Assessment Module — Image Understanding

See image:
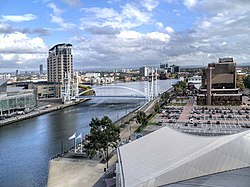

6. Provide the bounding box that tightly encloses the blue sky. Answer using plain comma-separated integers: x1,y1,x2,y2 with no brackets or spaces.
1,0,250,72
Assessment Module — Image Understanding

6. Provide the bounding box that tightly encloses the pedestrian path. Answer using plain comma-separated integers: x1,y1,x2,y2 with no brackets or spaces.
47,120,141,187
178,98,195,122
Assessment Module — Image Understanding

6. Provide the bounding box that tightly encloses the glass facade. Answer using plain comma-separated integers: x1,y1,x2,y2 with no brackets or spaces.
0,93,36,115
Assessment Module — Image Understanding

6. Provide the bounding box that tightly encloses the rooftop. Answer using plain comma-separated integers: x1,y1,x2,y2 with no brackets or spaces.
118,127,250,187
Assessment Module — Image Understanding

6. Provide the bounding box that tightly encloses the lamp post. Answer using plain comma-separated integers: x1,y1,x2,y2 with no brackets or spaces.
101,126,109,170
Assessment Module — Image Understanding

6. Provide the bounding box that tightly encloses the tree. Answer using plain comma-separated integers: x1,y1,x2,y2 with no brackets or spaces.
154,102,160,113
243,75,250,89
84,116,120,164
161,92,171,104
135,111,147,126
173,80,187,96
236,75,245,91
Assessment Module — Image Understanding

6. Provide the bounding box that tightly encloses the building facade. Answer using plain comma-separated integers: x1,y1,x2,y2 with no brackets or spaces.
139,66,150,77
0,80,36,117
47,43,73,98
39,64,43,75
197,58,242,106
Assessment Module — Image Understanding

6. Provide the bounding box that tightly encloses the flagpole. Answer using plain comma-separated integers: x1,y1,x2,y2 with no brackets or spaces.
74,137,76,153
80,133,82,153
69,132,76,153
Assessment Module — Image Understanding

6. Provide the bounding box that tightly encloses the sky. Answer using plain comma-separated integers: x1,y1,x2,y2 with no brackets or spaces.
1,0,250,72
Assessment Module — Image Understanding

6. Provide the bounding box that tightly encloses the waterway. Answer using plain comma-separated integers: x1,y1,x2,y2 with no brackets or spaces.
0,79,178,187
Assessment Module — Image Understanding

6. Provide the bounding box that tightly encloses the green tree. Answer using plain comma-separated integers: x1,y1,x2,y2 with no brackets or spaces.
236,75,245,91
236,78,245,91
243,75,250,89
84,116,120,162
161,92,171,104
154,102,160,113
173,80,187,96
135,111,147,126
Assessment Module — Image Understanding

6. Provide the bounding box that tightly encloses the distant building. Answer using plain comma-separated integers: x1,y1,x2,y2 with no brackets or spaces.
160,63,168,70
172,65,180,73
167,65,180,73
84,73,101,78
15,70,19,76
39,64,43,74
159,70,168,80
139,66,150,77
47,43,73,98
0,74,11,80
197,58,242,105
188,75,201,89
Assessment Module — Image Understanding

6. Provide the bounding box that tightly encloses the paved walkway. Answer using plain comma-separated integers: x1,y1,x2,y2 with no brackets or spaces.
178,98,195,122
47,120,141,187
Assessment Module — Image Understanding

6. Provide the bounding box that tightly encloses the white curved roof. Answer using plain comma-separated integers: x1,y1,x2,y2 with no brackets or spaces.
117,127,250,187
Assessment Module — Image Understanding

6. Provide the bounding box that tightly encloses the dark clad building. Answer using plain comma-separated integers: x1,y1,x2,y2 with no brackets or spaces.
197,58,242,106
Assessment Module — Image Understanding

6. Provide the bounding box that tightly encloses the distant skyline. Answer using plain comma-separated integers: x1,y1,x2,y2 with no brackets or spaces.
1,0,250,72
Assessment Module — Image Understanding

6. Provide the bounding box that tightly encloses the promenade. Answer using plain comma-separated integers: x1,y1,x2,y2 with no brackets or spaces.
47,120,140,187
47,89,171,187
0,99,87,127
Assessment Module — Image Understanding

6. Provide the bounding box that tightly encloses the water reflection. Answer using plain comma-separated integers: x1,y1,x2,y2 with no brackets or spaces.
0,79,177,187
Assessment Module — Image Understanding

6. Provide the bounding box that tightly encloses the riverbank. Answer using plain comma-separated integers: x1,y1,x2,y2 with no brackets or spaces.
47,94,162,187
0,99,89,127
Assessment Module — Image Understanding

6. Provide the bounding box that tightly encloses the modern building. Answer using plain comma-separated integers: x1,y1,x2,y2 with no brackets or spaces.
139,67,151,77
187,75,201,89
116,126,250,187
84,72,101,78
170,65,180,73
0,80,36,116
197,58,242,105
160,63,168,70
39,64,43,75
47,43,73,98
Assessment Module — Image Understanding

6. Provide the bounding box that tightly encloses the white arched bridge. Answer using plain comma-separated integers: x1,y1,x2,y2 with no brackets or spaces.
76,85,155,100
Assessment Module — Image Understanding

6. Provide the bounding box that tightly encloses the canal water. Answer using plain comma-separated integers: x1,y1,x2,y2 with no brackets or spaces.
0,80,177,187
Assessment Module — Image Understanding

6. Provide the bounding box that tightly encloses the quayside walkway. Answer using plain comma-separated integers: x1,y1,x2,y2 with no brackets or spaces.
47,120,140,187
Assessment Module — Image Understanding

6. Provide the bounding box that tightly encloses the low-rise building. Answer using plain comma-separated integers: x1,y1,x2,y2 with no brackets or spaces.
0,80,36,117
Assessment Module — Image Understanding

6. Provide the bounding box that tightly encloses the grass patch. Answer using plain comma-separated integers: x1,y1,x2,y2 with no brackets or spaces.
147,122,159,126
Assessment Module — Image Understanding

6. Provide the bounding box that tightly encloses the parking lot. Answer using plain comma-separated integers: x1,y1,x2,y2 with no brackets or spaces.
151,103,250,136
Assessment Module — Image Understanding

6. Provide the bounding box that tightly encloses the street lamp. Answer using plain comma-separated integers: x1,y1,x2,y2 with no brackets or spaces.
100,126,109,170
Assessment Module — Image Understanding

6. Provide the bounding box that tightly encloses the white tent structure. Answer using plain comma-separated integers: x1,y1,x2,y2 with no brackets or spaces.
117,127,250,187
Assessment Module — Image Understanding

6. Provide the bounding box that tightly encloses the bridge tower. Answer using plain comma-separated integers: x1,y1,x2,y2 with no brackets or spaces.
74,71,79,97
62,71,71,103
147,67,157,101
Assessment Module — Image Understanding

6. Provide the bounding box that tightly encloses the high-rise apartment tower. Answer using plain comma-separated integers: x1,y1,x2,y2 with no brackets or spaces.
47,43,73,83
47,43,73,98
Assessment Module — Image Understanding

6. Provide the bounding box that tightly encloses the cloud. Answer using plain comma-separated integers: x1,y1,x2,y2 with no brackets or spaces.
47,2,63,15
70,30,171,70
82,7,119,19
85,26,120,35
2,14,37,22
0,32,47,69
165,26,174,33
141,0,159,11
47,2,76,29
0,23,50,36
80,4,153,32
61,0,82,7
184,0,197,9
122,3,151,23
